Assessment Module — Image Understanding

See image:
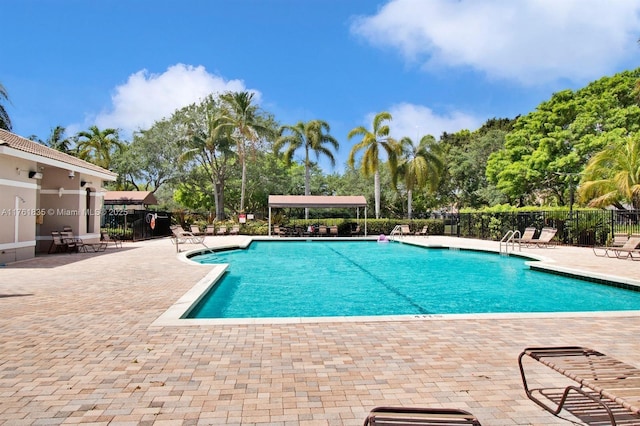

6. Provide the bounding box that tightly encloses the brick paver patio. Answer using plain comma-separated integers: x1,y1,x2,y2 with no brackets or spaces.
1,236,640,425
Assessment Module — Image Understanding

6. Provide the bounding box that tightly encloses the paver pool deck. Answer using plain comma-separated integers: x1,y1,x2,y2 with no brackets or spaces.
1,235,640,425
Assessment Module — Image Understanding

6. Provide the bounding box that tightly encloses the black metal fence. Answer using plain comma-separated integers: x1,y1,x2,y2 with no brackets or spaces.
442,210,640,246
101,210,173,241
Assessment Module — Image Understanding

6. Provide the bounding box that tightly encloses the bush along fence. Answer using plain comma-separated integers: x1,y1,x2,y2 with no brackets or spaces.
100,208,639,246
446,209,640,246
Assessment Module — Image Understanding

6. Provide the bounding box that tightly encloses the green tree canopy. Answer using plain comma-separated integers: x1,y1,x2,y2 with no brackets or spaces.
487,69,640,207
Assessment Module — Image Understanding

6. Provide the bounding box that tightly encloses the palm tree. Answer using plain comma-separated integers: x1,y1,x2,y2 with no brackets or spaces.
0,83,12,131
347,111,397,219
218,91,272,212
275,120,339,218
76,125,123,169
46,126,72,153
579,133,640,209
396,135,443,219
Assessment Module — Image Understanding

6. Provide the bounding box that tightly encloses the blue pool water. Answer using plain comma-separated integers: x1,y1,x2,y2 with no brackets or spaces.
187,241,640,319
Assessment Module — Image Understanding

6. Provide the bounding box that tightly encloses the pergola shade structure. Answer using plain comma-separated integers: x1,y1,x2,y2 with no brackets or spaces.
267,195,367,236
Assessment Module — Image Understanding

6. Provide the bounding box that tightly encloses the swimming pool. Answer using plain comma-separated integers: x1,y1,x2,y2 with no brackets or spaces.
186,240,640,319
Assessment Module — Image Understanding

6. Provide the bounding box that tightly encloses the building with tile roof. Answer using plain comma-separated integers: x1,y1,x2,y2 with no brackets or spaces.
0,129,118,262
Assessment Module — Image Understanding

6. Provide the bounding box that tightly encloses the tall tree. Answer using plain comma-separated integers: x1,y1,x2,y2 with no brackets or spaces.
347,111,397,219
274,119,339,218
396,135,443,219
579,132,640,209
0,83,12,131
46,126,72,153
179,97,236,220
115,118,185,193
218,91,273,212
75,126,123,169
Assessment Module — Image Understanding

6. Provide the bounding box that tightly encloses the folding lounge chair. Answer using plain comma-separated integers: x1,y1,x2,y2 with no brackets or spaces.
351,225,361,236
205,225,215,235
519,346,640,425
415,225,429,236
530,227,557,247
101,231,122,248
60,230,86,252
593,232,629,257
329,225,338,237
49,231,71,253
190,225,202,235
318,225,328,237
609,234,640,259
229,225,240,235
516,227,536,245
216,226,227,236
170,226,204,244
363,407,482,426
401,224,411,235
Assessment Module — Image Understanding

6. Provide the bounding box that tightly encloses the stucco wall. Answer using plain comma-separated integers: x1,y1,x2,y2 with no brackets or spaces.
0,156,38,263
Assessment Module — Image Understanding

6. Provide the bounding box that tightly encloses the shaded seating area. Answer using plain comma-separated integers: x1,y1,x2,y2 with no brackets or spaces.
268,195,368,237
518,346,640,425
49,230,108,254
363,407,482,425
49,231,75,253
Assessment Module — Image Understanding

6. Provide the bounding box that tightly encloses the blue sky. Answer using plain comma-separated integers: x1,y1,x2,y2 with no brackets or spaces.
3,0,640,172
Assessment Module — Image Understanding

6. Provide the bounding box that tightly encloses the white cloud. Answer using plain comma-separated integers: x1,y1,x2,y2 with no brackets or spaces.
351,0,640,85
366,103,481,141
92,64,254,137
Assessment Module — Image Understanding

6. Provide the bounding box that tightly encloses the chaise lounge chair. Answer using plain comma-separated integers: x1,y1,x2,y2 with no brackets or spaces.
593,232,629,257
170,225,205,244
101,231,122,248
229,224,240,235
190,225,202,235
49,231,72,253
329,225,338,237
519,346,640,425
528,227,557,248
609,234,640,260
516,227,536,245
216,226,227,236
415,225,429,236
205,224,215,235
363,407,482,425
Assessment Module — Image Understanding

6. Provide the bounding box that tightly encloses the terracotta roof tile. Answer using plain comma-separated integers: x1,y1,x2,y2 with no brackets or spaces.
0,129,117,178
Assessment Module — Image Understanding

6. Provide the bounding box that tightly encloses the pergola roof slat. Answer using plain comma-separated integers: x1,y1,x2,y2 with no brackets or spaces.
268,195,367,208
